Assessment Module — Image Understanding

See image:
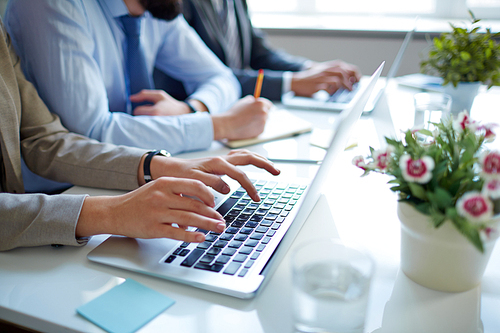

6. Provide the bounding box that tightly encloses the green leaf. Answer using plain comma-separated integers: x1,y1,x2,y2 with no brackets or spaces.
460,51,471,61
408,183,427,201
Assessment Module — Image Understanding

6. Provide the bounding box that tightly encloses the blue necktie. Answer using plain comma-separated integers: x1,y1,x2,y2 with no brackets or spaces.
120,15,153,112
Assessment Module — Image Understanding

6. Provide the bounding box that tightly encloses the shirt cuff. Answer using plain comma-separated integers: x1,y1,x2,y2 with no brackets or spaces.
178,112,214,152
282,71,293,97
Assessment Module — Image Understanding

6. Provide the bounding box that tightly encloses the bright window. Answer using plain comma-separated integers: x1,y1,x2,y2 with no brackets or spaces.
247,0,500,19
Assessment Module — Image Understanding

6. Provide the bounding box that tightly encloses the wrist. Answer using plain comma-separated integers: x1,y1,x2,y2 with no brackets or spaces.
76,196,114,237
211,115,228,141
140,150,171,185
187,99,209,112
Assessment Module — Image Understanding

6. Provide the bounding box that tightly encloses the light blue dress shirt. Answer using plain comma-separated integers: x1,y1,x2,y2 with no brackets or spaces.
5,0,240,192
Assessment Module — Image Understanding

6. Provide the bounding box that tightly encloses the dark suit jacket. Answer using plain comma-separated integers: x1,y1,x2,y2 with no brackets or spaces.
154,0,309,101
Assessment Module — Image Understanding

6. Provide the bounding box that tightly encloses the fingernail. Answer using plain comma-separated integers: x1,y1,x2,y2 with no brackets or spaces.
217,222,225,232
195,234,205,242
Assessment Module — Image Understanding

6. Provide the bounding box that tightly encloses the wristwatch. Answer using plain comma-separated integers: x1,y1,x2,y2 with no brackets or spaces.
143,150,171,183
185,100,198,113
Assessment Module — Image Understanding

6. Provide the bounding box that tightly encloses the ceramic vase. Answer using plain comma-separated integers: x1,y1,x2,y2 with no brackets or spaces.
397,202,499,293
443,82,481,115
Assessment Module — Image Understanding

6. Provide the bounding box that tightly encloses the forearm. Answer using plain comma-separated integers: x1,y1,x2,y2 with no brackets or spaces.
0,193,88,251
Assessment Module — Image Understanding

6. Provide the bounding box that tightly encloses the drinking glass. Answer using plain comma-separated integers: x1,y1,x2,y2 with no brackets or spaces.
291,239,375,333
413,92,452,129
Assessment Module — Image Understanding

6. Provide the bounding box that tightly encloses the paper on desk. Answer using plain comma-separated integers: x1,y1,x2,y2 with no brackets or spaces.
222,108,313,148
310,128,358,150
396,73,444,92
77,279,175,333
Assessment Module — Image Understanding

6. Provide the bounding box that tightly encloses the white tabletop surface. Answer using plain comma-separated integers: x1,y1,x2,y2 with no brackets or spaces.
1,81,499,333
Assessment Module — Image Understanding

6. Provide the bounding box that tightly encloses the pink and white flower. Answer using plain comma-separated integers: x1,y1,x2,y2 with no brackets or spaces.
453,111,477,133
370,149,392,171
482,178,500,199
480,226,499,242
399,155,435,184
456,191,494,223
480,150,500,179
477,123,497,142
352,155,368,171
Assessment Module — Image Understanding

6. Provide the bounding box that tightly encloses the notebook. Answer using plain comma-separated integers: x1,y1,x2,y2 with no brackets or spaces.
222,108,313,148
87,62,384,299
281,28,414,113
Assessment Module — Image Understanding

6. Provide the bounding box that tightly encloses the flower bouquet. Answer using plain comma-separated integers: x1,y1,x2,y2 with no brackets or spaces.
353,111,499,253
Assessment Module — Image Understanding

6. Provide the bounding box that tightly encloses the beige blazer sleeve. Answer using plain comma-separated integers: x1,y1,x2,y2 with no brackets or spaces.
0,21,149,250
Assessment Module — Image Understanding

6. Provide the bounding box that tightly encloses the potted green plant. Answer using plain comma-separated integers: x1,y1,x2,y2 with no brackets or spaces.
353,112,500,292
420,11,500,114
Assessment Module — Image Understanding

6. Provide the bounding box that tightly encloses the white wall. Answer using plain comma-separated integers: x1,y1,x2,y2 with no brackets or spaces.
263,29,430,77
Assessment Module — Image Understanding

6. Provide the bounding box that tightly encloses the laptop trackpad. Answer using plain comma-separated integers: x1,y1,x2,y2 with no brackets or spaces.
88,236,178,269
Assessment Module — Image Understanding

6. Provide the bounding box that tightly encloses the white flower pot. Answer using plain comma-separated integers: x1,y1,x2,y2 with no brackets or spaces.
397,202,499,292
443,82,481,115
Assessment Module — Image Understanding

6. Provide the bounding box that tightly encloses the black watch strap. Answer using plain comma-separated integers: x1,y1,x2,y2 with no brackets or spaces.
144,150,171,183
185,101,198,113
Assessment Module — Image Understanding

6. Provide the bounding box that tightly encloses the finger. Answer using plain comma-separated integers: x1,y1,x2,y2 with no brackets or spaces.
225,151,281,176
155,177,215,207
155,223,209,243
209,157,261,201
133,105,158,116
169,193,224,221
162,210,226,236
129,89,166,103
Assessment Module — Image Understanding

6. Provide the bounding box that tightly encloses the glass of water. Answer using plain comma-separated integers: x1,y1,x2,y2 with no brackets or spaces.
413,92,452,130
291,239,375,333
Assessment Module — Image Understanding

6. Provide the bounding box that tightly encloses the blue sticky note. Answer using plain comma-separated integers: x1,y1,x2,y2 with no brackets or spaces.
77,279,175,333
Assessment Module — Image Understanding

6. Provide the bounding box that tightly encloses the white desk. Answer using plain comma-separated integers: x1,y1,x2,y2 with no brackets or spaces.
1,81,499,333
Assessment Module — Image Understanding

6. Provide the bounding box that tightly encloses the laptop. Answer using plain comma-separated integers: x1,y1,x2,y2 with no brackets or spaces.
281,28,414,113
87,62,384,299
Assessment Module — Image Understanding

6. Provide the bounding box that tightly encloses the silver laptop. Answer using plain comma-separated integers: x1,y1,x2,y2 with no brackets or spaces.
282,28,414,113
87,62,384,299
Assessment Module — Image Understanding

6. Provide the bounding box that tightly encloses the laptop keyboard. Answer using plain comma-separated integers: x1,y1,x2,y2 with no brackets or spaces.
163,180,306,277
327,83,359,104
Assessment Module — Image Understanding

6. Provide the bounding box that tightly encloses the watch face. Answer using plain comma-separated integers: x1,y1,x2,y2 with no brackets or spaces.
158,150,171,158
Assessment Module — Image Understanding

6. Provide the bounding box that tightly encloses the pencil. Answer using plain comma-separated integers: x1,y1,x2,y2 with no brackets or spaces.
254,69,264,98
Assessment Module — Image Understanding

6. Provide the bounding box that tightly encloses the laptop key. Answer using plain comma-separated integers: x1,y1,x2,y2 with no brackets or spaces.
260,220,273,227
180,249,205,267
238,269,249,277
220,233,234,241
213,240,228,248
223,262,242,275
165,255,176,263
199,254,216,264
222,248,237,256
245,239,259,247
194,263,224,273
244,260,255,269
250,233,264,240
216,198,238,216
205,234,218,242
196,242,211,250
234,234,248,241
179,249,190,256
207,247,222,255
228,240,243,248
261,236,272,244
255,226,269,233
239,246,253,255
215,255,232,264
233,254,248,263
